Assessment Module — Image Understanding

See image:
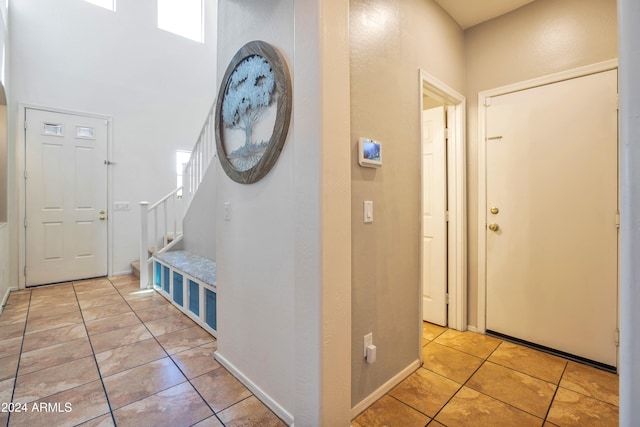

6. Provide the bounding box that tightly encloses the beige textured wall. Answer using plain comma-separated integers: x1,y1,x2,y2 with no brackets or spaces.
465,0,618,327
350,0,465,406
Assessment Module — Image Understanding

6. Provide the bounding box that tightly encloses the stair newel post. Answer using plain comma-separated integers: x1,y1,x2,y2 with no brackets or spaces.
139,201,150,289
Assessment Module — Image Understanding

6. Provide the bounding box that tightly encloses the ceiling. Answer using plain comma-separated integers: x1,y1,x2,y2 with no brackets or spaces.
434,0,536,30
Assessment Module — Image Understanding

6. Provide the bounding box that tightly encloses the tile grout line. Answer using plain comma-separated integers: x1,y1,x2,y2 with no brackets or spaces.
427,330,585,424
106,276,173,422
6,289,33,427
385,328,496,425
421,330,556,424
74,278,119,427
173,347,228,427
422,334,502,425
126,279,284,425
542,361,569,423
115,281,269,426
110,277,224,426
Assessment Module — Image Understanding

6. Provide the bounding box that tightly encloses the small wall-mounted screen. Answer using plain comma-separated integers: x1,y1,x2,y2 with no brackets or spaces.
359,138,382,167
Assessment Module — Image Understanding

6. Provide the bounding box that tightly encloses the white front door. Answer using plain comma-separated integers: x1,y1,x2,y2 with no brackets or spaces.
485,69,618,367
25,108,109,286
422,106,447,325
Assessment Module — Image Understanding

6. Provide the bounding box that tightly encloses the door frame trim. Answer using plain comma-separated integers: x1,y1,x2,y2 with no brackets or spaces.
18,104,114,288
419,70,467,335
476,59,619,333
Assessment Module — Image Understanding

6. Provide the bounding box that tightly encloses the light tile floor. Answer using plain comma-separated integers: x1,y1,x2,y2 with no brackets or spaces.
352,322,619,427
0,278,620,426
0,275,285,427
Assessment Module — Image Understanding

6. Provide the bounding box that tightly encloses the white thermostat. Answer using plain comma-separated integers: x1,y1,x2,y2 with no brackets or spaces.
358,138,382,168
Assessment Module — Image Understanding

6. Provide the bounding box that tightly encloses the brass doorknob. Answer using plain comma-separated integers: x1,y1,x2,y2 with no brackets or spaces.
99,210,105,214
100,215,106,221
490,206,499,215
488,223,499,231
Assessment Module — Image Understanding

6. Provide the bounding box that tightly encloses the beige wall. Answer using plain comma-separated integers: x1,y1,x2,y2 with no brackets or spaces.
464,0,618,327
350,0,465,406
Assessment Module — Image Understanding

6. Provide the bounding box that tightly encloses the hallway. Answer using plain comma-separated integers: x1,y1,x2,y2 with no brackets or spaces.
0,276,284,426
353,323,619,426
0,276,619,426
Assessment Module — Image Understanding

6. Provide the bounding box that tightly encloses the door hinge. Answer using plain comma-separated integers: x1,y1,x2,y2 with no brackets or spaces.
24,266,27,277
24,120,28,130
444,128,449,139
616,211,620,228
24,217,28,228
445,211,450,222
24,170,28,179
484,97,491,107
104,120,110,126
615,328,620,346
445,293,450,304
616,94,619,110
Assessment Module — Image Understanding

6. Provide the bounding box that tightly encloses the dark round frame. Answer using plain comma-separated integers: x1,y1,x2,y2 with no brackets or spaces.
215,40,292,184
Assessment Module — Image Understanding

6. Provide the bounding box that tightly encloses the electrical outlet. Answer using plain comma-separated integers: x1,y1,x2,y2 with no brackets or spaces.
364,333,373,357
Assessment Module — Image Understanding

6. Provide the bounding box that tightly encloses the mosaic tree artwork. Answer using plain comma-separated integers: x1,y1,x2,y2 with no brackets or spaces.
222,55,275,170
215,41,292,184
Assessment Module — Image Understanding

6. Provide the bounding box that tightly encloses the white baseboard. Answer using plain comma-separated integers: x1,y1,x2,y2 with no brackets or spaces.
215,351,294,426
467,325,479,333
111,269,133,277
1,287,20,314
350,359,421,420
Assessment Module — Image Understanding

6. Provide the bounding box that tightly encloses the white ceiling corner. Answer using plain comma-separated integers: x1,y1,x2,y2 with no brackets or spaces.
434,0,536,30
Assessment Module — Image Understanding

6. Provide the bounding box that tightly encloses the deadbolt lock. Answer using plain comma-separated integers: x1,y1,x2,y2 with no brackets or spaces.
490,206,499,215
99,210,105,214
488,223,499,232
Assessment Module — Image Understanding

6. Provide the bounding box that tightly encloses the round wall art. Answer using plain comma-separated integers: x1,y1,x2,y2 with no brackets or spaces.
215,40,292,184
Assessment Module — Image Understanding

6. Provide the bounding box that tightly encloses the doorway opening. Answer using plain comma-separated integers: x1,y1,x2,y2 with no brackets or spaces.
418,70,467,341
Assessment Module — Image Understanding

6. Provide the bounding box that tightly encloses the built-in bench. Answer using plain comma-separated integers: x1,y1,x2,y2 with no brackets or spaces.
152,250,217,337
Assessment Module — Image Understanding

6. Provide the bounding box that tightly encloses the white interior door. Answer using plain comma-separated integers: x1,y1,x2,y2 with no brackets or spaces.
25,109,108,286
422,106,447,325
485,70,618,367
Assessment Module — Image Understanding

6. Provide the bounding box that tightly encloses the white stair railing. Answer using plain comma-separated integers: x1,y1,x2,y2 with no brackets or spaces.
184,103,217,207
139,187,184,288
139,101,217,288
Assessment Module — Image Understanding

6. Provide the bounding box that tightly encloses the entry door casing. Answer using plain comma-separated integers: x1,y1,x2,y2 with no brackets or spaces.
485,69,618,367
25,108,109,286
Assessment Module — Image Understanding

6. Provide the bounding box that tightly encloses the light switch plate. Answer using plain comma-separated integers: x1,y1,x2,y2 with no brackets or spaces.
114,201,130,211
364,201,373,223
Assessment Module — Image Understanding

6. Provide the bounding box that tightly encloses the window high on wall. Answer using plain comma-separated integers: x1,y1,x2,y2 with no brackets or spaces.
176,150,191,197
84,0,116,11
157,0,204,43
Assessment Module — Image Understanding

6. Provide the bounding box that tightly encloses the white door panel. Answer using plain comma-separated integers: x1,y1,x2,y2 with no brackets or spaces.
26,109,108,286
422,106,447,325
486,70,618,367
